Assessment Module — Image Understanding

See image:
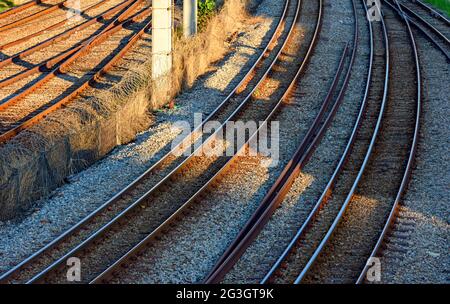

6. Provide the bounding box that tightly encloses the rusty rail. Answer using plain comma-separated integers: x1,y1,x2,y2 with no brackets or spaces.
0,0,132,68
0,4,151,143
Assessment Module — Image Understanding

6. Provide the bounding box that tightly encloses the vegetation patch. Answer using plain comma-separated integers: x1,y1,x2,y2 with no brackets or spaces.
425,0,450,16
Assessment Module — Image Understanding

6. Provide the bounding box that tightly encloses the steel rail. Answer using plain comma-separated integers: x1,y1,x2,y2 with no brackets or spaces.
0,0,140,110
261,0,371,284
383,0,450,59
0,5,149,143
27,0,303,284
0,0,72,32
356,0,421,284
293,1,391,284
391,0,449,43
0,0,41,20
413,0,450,24
0,0,291,283
204,1,322,279
204,0,329,284
0,0,132,69
0,0,107,51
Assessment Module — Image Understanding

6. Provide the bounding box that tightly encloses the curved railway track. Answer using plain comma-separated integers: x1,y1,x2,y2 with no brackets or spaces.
261,0,387,284
0,0,312,284
94,0,324,284
413,0,450,24
27,0,307,284
402,0,450,28
0,0,80,33
204,0,421,285
397,0,449,41
0,0,431,285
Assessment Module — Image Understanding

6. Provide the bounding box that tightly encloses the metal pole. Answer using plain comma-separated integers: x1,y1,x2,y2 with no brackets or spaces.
183,0,198,37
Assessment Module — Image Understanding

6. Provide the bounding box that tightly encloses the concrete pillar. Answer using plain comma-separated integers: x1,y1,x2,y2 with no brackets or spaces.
183,0,198,37
152,0,172,79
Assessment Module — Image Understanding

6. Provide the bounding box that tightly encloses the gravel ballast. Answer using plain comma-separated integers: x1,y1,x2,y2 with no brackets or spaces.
0,0,278,274
108,0,368,284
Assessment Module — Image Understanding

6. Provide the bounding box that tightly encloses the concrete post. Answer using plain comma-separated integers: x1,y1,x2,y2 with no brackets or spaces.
183,0,198,37
152,0,172,79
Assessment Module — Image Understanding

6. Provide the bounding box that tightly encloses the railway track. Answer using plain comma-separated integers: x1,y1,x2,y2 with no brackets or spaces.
0,0,311,284
401,0,450,31
30,0,306,284
413,0,450,23
0,0,139,82
0,0,151,143
269,1,420,284
261,0,386,284
96,0,324,284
